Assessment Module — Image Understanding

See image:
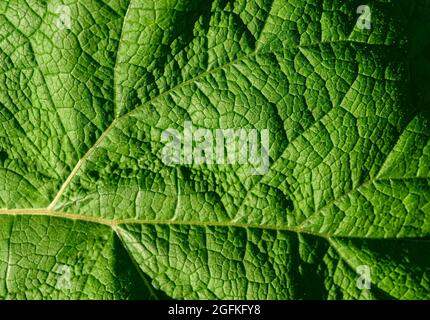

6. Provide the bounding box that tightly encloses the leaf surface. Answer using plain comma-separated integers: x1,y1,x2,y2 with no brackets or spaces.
0,0,429,299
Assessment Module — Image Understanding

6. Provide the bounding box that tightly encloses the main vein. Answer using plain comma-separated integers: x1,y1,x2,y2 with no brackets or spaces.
0,208,328,237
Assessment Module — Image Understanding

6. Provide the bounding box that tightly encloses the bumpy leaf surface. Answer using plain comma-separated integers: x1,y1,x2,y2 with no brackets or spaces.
0,0,429,299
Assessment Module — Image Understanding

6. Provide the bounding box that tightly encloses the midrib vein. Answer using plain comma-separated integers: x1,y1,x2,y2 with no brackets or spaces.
0,208,326,236
1,209,428,241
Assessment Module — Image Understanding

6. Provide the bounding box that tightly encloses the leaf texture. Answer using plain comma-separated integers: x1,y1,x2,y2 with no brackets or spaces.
0,0,429,300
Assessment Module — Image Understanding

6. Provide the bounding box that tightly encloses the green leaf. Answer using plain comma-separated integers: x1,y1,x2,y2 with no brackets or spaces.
0,0,429,300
